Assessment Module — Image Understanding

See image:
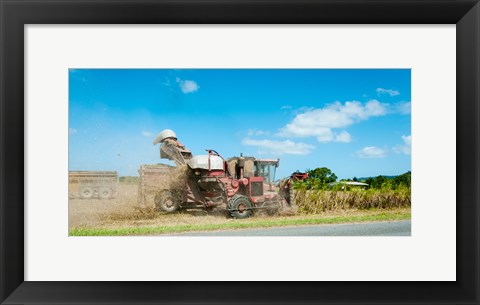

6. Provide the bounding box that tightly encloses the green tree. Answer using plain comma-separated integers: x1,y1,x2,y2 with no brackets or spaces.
364,177,374,186
362,172,411,190
392,171,411,188
371,175,387,189
307,167,338,188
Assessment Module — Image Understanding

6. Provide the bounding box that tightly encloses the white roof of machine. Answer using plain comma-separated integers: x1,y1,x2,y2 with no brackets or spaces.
187,155,224,170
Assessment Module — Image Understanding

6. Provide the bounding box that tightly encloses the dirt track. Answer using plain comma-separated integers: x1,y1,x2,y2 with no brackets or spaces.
69,183,140,228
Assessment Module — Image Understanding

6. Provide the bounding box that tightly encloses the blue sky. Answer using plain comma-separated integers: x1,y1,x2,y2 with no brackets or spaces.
69,69,411,179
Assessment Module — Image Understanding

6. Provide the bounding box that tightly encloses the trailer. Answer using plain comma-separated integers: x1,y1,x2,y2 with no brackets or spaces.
137,164,175,205
68,171,118,199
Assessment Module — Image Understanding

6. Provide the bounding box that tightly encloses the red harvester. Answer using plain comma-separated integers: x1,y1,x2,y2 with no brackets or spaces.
149,129,289,218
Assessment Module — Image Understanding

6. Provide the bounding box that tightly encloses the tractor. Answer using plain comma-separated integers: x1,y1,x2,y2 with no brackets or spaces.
150,129,289,218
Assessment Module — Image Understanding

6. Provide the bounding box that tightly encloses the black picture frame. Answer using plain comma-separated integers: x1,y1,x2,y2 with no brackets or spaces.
1,0,479,304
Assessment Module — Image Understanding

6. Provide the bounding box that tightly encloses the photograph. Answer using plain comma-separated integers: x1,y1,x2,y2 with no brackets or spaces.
68,68,411,236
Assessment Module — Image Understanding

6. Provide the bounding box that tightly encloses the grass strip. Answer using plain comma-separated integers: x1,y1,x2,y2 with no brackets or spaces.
70,210,410,236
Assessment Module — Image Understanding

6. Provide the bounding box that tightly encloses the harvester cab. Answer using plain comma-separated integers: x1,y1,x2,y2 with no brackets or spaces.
254,159,279,192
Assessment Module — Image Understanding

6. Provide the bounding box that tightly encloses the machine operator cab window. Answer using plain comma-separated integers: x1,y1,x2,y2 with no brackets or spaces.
254,159,279,185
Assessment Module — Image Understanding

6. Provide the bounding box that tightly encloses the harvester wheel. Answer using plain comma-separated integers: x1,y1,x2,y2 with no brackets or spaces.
79,187,93,199
266,195,285,216
99,188,112,199
229,195,253,219
266,205,280,216
155,190,179,213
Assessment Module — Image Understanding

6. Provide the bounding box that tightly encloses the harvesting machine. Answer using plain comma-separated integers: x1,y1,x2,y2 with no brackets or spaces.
149,129,289,218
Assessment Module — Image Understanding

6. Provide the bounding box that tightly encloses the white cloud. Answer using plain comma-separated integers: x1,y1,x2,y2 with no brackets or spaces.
393,135,411,155
69,128,77,135
393,102,411,114
277,100,387,142
357,146,387,158
247,129,270,136
335,131,352,143
376,88,400,96
176,77,199,94
242,138,314,155
281,105,292,110
142,131,154,137
314,128,334,142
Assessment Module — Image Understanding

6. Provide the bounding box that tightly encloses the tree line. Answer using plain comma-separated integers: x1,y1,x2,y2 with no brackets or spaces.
292,167,411,191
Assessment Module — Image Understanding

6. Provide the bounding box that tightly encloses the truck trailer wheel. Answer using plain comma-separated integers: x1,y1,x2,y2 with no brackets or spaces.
99,188,112,199
229,195,253,219
155,190,179,213
79,187,93,199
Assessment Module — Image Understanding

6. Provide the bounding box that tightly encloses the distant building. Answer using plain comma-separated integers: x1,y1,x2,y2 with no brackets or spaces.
328,181,369,190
